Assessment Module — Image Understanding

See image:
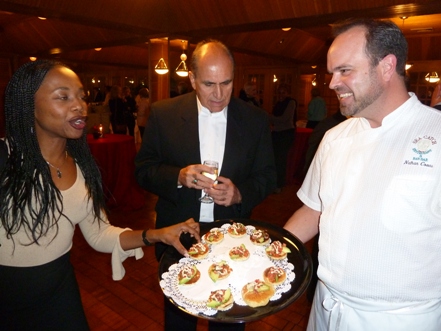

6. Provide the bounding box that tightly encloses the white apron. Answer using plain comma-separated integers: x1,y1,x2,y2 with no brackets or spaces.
307,281,441,331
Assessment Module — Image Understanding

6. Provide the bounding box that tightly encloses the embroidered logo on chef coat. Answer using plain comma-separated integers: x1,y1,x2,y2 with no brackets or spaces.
403,136,436,167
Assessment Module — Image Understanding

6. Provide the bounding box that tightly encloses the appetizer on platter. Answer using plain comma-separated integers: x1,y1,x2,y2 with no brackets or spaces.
207,288,234,311
263,266,287,285
229,243,250,261
227,222,247,238
188,242,210,260
250,229,271,246
241,279,275,307
208,260,233,282
202,228,224,244
265,241,291,260
178,265,201,285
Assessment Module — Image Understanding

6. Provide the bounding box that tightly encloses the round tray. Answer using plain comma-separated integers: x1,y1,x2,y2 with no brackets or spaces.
158,218,312,323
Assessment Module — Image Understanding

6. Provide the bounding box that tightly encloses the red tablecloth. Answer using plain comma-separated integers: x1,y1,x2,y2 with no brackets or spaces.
286,127,313,185
87,134,145,211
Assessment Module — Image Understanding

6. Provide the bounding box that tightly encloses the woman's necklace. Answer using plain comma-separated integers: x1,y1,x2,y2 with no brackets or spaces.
46,151,68,179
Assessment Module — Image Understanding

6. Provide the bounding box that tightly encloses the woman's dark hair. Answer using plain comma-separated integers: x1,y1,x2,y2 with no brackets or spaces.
0,59,108,246
333,18,408,77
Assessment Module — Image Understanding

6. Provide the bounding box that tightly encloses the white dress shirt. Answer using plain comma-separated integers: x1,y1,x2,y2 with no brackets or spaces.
197,97,227,222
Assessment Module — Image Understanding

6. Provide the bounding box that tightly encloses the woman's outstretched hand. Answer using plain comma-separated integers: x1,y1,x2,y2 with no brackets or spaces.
152,218,200,256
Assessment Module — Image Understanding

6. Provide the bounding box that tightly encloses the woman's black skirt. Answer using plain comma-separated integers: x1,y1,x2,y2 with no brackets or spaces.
0,252,89,331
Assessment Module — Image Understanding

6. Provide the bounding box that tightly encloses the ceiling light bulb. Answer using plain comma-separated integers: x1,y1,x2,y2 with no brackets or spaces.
50,48,62,54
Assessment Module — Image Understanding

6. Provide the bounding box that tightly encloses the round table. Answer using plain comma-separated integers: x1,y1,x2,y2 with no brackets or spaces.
87,134,145,211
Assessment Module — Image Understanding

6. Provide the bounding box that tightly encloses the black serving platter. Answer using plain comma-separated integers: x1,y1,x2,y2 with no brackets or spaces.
158,218,312,323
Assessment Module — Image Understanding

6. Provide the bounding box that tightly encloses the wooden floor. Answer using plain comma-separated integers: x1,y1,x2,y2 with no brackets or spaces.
71,181,313,331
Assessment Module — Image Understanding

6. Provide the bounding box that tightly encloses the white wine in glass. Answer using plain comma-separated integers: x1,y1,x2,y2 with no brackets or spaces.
199,160,219,203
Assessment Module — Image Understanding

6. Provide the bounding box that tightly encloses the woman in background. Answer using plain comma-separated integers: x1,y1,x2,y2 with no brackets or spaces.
0,60,199,331
136,87,150,138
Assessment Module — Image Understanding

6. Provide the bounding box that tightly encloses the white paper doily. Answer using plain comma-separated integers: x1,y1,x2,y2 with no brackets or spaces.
160,224,295,316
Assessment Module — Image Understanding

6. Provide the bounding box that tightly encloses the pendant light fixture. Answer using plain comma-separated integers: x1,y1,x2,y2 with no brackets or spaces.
155,40,169,75
175,52,188,77
155,58,168,75
425,72,440,84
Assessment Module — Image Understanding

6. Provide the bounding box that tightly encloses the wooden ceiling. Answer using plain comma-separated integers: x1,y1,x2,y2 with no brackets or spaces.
1,0,441,71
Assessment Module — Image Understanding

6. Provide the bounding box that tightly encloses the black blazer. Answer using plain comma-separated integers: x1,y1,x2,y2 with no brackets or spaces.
433,104,441,111
135,91,276,231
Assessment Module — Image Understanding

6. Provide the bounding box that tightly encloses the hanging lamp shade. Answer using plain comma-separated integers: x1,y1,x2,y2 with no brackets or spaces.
425,72,440,83
155,58,169,75
175,60,188,77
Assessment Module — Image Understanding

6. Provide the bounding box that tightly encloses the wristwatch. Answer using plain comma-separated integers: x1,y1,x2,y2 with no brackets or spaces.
142,229,153,246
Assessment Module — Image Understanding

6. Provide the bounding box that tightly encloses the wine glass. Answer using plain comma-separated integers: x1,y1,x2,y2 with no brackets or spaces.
199,160,219,203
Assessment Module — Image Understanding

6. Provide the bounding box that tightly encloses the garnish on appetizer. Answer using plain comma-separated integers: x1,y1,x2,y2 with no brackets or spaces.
263,266,286,285
177,265,201,285
241,279,275,307
250,229,271,246
229,243,250,261
188,242,210,260
207,288,234,311
208,260,233,282
202,228,224,244
265,240,291,260
227,222,247,238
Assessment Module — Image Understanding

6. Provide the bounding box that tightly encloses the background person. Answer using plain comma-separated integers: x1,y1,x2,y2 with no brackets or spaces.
239,81,261,107
269,83,297,193
135,39,276,331
122,86,137,136
284,19,441,330
108,85,128,134
306,87,327,129
0,60,200,331
136,87,150,138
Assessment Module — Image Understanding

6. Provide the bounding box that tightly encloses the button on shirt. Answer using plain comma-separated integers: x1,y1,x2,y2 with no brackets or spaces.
197,97,227,223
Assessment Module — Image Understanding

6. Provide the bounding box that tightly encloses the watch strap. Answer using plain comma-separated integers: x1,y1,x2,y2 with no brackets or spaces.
142,229,153,246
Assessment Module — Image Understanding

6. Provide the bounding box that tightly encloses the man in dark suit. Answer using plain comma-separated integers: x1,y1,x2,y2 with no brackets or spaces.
431,82,441,110
135,40,276,331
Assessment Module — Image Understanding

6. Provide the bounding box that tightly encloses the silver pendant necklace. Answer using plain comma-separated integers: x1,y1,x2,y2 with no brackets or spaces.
46,151,68,179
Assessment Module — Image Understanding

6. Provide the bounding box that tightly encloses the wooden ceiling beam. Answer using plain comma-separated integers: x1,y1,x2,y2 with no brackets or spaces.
0,1,161,35
183,2,441,38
